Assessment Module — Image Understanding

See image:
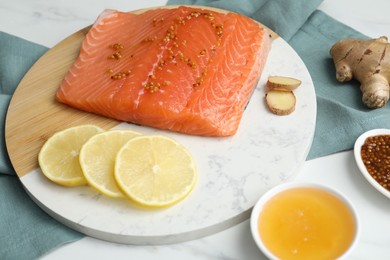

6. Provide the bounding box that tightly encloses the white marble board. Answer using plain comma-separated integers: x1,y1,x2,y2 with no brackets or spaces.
15,28,316,244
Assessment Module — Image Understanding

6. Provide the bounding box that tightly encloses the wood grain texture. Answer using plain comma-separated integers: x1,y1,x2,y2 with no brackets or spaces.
5,6,276,178
5,26,120,177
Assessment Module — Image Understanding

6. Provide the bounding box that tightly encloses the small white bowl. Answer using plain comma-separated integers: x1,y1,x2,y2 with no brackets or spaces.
250,182,359,260
354,128,390,199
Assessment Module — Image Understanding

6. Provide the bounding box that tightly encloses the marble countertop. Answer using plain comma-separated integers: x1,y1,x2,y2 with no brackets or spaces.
1,0,390,259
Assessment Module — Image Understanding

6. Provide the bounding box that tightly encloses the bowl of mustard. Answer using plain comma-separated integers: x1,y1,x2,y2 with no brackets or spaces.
354,128,390,199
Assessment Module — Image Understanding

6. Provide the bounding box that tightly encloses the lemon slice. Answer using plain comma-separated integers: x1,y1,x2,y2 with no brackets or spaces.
79,130,142,198
38,125,104,186
115,135,197,207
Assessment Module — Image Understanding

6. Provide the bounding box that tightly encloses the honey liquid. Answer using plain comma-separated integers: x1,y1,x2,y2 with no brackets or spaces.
258,187,356,260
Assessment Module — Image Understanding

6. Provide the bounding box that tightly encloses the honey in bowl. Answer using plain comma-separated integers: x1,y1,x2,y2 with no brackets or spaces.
252,185,358,260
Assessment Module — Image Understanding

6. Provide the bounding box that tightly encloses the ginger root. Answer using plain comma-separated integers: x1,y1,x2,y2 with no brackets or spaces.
265,90,296,115
265,75,301,115
330,36,390,108
267,76,302,91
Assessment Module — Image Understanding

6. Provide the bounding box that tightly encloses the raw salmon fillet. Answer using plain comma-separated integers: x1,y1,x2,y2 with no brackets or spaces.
56,6,270,136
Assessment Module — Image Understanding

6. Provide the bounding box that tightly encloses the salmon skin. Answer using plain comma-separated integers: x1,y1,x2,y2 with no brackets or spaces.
56,6,270,136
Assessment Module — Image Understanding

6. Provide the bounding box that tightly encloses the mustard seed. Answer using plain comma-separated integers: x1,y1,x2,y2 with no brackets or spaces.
361,134,390,191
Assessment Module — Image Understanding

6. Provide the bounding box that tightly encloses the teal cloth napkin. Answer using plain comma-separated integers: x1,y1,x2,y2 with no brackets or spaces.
1,0,389,258
0,32,82,260
167,0,390,159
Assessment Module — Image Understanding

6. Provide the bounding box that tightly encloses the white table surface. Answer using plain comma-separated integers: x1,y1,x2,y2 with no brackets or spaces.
1,0,390,259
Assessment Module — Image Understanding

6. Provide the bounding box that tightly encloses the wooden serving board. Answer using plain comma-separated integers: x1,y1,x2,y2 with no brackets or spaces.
5,26,118,177
5,6,315,245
